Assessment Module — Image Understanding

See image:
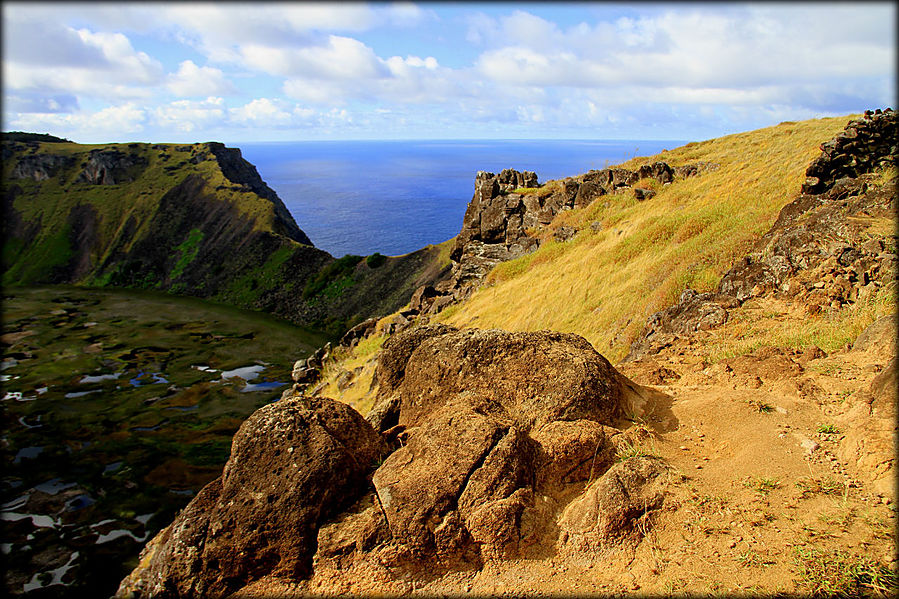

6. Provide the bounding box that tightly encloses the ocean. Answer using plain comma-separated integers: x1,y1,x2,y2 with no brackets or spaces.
236,139,684,258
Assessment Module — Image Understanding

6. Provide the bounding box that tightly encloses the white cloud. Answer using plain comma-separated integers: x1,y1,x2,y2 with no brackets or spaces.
7,103,147,140
471,5,895,95
2,16,163,100
167,60,236,97
230,98,295,126
154,97,226,133
241,35,388,80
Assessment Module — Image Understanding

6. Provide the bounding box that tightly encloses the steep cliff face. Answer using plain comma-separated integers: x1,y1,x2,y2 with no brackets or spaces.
2,140,448,335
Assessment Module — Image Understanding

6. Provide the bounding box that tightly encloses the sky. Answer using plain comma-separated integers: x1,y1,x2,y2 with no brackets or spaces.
2,1,895,143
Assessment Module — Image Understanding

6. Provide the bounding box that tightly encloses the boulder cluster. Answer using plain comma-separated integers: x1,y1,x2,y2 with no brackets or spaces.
802,108,897,194
118,327,670,598
629,108,897,359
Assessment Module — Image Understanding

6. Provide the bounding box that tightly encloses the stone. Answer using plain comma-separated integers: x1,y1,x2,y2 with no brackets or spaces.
633,187,656,201
116,396,387,598
559,456,669,549
531,420,617,490
553,226,578,242
384,328,625,431
339,318,379,348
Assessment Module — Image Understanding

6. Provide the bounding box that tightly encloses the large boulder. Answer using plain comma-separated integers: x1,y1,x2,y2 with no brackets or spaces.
116,396,387,598
384,327,625,431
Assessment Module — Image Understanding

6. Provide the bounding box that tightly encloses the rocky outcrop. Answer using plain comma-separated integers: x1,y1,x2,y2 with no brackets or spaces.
412,161,718,317
10,153,75,181
629,109,897,359
206,142,312,245
119,327,670,596
116,395,387,598
76,149,148,185
802,108,897,194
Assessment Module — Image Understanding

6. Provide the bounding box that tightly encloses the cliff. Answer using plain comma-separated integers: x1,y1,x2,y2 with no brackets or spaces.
117,111,897,596
2,140,450,335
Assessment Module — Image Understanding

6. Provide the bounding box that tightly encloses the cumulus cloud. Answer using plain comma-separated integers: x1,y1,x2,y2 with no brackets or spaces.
154,97,226,133
7,103,147,141
241,35,389,80
469,5,895,102
167,60,236,97
2,14,163,100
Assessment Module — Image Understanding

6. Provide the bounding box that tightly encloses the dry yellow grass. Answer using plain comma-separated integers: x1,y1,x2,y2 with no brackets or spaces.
437,115,872,362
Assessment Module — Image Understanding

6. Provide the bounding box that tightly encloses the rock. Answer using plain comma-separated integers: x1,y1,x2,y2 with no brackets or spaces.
116,396,387,598
628,289,738,359
366,324,458,431
553,226,578,242
384,328,625,431
590,221,603,232
633,187,656,201
637,162,674,184
559,456,669,549
851,314,897,356
10,153,75,181
339,317,379,348
371,402,534,561
76,149,148,185
531,420,617,490
798,345,827,365
800,439,820,455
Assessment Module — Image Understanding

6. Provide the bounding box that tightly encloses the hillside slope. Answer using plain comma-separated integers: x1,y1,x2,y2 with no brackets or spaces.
116,110,896,597
2,140,450,335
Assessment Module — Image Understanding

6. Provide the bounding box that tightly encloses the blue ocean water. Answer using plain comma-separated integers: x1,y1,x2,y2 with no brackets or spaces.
237,139,683,258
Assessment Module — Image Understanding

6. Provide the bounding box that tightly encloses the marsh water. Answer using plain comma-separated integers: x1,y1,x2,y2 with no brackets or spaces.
1,286,327,597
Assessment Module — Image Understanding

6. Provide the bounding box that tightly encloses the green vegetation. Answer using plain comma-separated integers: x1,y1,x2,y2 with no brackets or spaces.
366,252,387,268
793,545,898,597
303,254,363,298
2,131,72,143
817,423,840,434
170,228,205,280
744,476,781,495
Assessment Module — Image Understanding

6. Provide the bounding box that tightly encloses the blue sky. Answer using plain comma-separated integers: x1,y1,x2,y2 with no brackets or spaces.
2,2,895,143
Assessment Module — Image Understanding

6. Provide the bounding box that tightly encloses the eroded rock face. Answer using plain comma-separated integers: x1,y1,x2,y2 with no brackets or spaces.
116,396,387,598
76,149,148,185
369,327,624,433
411,161,717,318
359,327,642,566
10,153,75,181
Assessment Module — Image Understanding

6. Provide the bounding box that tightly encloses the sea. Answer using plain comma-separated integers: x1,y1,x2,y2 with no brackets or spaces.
236,139,684,258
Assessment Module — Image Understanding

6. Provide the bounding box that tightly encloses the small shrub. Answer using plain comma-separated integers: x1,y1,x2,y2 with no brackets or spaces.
366,252,387,268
